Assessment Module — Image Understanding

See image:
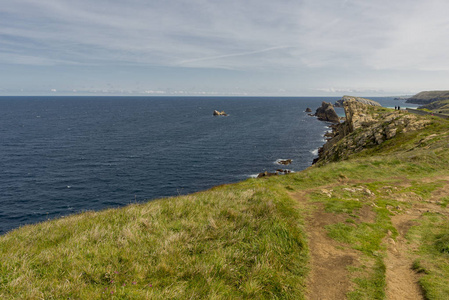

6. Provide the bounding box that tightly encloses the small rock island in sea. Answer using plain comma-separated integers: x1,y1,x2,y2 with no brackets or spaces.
213,110,228,116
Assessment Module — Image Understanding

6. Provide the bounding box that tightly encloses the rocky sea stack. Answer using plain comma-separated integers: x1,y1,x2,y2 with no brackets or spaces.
213,110,228,116
314,101,340,123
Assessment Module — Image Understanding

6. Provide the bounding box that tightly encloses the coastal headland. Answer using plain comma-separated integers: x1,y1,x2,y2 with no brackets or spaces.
1,96,449,299
406,90,449,115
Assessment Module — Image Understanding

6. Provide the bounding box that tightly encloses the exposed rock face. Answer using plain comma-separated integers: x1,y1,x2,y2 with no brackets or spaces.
343,100,379,132
305,107,312,112
314,102,340,123
313,99,431,165
213,110,228,116
334,95,381,107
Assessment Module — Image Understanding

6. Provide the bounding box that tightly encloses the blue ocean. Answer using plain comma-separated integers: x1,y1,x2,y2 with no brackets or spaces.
0,96,414,234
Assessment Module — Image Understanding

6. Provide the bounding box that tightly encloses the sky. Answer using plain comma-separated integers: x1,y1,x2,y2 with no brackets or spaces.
1,0,449,96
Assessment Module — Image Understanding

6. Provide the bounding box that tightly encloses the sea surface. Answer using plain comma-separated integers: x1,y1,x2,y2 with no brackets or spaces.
0,96,415,234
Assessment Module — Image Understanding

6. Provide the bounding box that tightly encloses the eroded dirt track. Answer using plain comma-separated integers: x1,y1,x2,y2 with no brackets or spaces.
295,192,360,300
292,177,449,299
384,212,423,300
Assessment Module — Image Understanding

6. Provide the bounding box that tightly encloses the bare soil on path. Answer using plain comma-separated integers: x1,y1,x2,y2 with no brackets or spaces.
294,191,361,300
384,212,424,300
385,177,449,299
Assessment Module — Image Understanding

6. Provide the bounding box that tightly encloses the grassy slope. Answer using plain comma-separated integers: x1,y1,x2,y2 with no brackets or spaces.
0,182,308,299
1,107,449,299
408,90,449,104
419,99,449,115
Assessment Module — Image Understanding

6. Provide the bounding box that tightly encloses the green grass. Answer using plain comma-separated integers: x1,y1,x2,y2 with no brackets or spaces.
440,197,449,208
0,183,308,299
347,258,386,300
408,213,449,299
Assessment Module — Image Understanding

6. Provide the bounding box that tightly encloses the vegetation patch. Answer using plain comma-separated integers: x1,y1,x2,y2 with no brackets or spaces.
0,183,308,299
407,213,449,299
399,181,445,199
347,258,386,300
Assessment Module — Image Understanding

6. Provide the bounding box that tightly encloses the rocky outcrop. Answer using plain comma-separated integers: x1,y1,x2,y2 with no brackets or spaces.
314,102,340,123
213,110,228,116
406,90,449,104
257,169,292,178
277,159,292,165
305,107,312,113
334,95,381,107
313,99,431,165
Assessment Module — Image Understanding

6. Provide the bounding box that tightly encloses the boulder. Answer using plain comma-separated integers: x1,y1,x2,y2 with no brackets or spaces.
257,171,277,178
314,102,340,123
276,169,291,174
305,107,312,112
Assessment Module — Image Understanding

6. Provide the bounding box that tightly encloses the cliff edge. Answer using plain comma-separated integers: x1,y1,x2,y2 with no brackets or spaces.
314,99,431,164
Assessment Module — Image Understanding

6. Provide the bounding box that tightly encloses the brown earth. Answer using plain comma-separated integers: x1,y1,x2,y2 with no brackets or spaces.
294,191,361,300
384,213,423,300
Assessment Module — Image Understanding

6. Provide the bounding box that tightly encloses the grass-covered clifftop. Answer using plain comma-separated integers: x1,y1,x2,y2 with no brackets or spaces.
419,99,449,115
1,102,449,299
406,90,449,104
406,90,449,115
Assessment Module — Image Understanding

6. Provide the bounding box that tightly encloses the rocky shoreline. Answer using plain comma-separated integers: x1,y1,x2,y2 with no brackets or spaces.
312,98,430,165
257,96,398,178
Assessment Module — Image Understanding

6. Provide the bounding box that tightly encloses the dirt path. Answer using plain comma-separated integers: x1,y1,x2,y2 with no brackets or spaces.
385,177,449,299
294,192,360,300
384,212,424,300
292,177,449,299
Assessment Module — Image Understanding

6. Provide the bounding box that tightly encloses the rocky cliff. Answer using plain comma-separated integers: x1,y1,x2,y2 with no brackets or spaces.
334,95,381,107
313,99,431,164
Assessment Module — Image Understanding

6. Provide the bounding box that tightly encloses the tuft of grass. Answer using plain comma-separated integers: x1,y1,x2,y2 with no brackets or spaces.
435,234,449,254
407,213,449,299
399,181,445,199
439,196,449,208
347,258,386,300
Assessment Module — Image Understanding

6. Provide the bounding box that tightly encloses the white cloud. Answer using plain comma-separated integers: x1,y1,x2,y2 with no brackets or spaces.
1,0,449,95
365,0,449,71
